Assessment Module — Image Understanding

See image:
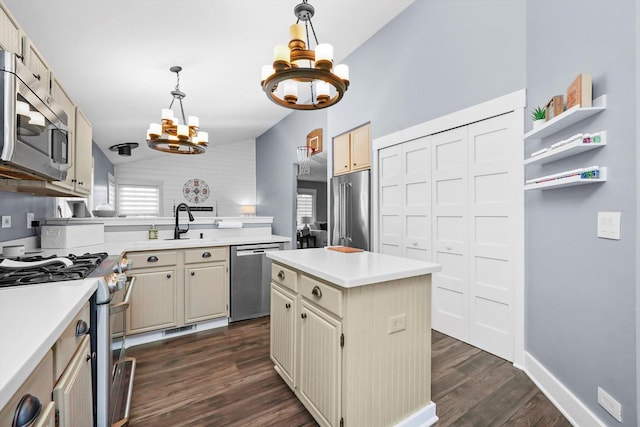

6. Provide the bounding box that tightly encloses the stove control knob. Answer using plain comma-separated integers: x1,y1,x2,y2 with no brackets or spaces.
115,273,127,290
105,273,119,293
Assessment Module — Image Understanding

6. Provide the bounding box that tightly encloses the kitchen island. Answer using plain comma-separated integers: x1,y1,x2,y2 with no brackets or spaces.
267,248,441,427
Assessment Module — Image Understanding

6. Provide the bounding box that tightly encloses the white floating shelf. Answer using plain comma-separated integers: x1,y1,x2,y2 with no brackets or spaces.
524,95,606,141
525,167,607,191
524,132,607,165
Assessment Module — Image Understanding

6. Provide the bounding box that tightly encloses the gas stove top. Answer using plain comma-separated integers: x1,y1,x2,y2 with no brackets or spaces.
0,252,109,288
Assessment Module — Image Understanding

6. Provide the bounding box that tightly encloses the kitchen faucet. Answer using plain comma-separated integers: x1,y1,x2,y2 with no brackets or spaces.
174,203,194,239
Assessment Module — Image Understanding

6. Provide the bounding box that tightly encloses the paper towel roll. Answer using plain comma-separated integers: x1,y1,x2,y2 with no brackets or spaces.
218,221,243,229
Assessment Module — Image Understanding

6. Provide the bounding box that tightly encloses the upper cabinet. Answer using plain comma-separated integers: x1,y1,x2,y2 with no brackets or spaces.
0,3,22,56
0,0,93,197
333,123,371,176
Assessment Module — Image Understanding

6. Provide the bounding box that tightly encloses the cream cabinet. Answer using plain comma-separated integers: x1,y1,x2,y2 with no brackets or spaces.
49,77,76,192
0,3,22,56
0,302,92,427
184,247,229,324
126,246,229,335
270,262,433,427
333,123,371,176
53,335,93,427
23,39,51,99
73,108,93,195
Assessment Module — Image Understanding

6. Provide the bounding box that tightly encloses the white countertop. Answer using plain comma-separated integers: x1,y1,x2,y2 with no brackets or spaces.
267,248,441,288
0,279,98,409
119,235,290,253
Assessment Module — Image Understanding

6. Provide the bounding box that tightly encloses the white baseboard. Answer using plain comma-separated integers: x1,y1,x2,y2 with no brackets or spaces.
394,402,438,427
524,352,606,427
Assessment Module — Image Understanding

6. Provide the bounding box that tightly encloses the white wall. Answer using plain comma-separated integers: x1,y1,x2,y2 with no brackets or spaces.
115,139,256,216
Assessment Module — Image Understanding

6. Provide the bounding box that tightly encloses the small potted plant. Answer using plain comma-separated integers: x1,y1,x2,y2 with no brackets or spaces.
531,107,546,128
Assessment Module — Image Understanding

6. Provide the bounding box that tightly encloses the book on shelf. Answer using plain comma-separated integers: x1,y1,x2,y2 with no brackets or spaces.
566,73,592,109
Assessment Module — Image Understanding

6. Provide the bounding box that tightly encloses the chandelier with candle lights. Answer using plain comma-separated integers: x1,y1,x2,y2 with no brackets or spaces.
147,66,208,154
261,0,350,110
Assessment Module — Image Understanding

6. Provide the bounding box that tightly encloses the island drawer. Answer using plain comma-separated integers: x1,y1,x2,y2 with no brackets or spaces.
53,301,90,380
271,263,298,292
300,274,343,318
127,250,178,269
185,247,228,264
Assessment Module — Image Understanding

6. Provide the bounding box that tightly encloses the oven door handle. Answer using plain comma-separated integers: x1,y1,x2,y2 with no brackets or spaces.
111,276,135,314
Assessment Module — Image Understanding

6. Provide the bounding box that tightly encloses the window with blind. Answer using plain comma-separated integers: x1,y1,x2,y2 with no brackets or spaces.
117,183,161,217
296,188,316,226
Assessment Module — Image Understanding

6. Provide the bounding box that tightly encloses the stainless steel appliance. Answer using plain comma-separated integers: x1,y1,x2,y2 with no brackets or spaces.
230,243,284,322
0,252,135,427
0,50,70,181
331,170,371,250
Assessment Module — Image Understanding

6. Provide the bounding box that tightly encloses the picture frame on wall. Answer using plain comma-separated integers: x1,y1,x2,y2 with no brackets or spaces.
566,73,592,109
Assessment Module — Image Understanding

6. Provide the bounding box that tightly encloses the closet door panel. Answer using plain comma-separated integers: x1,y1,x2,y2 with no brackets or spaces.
378,145,402,256
431,127,469,341
468,113,515,361
402,137,431,261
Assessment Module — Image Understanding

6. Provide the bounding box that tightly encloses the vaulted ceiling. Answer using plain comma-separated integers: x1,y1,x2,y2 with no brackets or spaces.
3,0,414,164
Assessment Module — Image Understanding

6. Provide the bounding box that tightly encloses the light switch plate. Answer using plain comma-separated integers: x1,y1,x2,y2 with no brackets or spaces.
27,213,34,229
597,212,621,240
1,216,10,228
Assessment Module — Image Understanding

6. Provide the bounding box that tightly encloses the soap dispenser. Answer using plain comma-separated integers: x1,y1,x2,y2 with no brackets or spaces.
149,224,158,240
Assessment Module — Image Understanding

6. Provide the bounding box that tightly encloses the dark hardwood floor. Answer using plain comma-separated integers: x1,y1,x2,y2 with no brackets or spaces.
126,317,570,426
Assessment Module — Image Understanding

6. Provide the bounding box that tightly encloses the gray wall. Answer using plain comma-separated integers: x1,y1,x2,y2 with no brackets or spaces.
92,141,114,208
0,191,53,241
526,1,637,425
256,109,327,240
297,180,327,223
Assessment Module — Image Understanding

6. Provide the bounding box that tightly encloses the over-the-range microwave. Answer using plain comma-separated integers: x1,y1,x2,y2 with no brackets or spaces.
0,50,70,181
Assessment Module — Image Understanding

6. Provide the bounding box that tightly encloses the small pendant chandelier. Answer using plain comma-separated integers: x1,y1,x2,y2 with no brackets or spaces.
261,0,350,110
147,66,208,154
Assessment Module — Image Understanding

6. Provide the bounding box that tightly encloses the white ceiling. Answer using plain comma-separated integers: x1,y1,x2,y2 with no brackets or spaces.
3,0,413,165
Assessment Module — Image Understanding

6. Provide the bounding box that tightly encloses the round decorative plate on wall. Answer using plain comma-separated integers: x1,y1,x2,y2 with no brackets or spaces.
183,178,210,203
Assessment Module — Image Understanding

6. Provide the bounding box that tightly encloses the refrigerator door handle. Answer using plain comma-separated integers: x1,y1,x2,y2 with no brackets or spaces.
340,183,346,245
346,182,352,245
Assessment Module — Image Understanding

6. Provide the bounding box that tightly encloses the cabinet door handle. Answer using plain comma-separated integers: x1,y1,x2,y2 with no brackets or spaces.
147,256,159,263
166,273,172,279
202,252,212,258
86,354,92,362
277,270,285,280
12,394,41,427
191,271,195,276
78,181,83,185
285,303,291,309
75,319,89,336
301,313,307,319
311,286,323,298
33,73,41,80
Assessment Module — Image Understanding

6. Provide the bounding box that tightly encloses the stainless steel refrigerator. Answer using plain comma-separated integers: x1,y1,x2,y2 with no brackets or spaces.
330,170,371,250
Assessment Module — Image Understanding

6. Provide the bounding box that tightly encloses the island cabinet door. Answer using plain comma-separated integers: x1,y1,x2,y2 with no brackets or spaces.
298,300,342,427
270,283,296,388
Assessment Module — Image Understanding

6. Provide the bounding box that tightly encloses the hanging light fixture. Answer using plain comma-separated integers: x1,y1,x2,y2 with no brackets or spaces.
261,0,350,110
147,66,208,154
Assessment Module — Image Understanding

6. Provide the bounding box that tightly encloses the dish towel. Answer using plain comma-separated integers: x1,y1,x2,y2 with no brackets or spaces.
218,221,243,229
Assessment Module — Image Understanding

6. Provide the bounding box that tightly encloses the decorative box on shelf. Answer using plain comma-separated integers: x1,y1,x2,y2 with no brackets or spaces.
524,166,607,191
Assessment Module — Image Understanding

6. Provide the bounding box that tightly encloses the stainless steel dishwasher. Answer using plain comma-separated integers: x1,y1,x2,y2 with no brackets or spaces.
230,242,284,322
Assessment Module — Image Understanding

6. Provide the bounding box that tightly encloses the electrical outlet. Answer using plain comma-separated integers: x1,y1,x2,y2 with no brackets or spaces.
1,216,10,228
27,213,34,229
388,313,406,334
598,387,622,422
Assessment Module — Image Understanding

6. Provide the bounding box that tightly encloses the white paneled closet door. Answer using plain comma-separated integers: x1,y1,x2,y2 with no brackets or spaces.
467,114,516,361
431,127,470,342
401,137,431,261
378,145,402,257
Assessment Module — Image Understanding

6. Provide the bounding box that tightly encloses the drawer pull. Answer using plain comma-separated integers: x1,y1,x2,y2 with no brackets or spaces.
277,270,285,280
301,313,307,319
285,303,291,309
12,394,41,427
147,256,159,263
191,271,195,276
75,319,89,336
311,286,323,298
202,252,212,258
33,73,41,80
166,273,172,279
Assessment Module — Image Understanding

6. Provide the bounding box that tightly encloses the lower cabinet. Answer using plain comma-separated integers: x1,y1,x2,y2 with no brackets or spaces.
126,246,229,335
128,268,177,333
0,302,93,427
270,262,434,427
